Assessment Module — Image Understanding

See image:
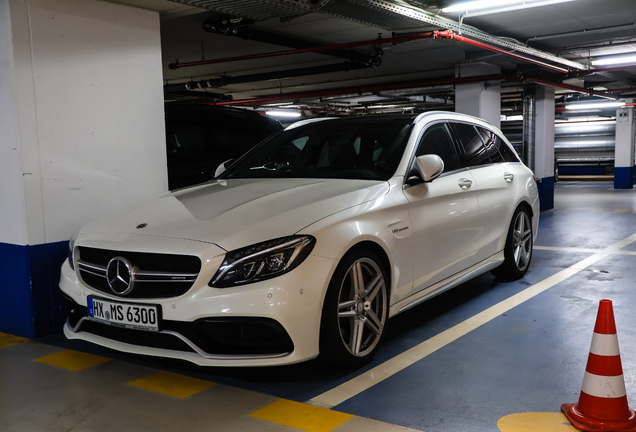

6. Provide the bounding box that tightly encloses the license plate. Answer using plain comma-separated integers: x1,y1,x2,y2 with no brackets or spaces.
87,297,159,331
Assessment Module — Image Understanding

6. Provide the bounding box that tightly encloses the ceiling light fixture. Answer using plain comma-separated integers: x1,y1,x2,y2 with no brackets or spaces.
565,102,625,110
592,54,636,66
442,0,578,17
265,110,302,118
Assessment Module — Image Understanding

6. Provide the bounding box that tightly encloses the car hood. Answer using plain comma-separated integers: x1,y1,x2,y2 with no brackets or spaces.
81,178,389,251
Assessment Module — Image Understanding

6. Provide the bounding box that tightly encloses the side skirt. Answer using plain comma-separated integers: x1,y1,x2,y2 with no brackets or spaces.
389,252,504,317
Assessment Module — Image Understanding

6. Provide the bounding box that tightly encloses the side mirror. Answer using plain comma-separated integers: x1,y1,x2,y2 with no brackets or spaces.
406,154,444,185
214,159,235,178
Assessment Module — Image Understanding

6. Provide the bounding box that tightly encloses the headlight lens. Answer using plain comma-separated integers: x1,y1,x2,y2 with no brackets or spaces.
209,235,315,288
68,231,79,271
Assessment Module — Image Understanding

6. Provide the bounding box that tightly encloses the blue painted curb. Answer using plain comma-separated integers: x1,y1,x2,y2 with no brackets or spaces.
537,176,554,211
614,166,634,189
0,241,69,338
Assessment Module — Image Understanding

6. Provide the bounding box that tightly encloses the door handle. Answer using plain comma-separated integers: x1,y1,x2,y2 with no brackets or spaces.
458,178,473,189
504,172,514,183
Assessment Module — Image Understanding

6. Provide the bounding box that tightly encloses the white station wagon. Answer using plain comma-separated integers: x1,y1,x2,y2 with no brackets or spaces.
59,112,539,367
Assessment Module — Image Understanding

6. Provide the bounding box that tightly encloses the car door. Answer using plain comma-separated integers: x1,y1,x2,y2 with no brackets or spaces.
449,122,519,262
402,122,482,294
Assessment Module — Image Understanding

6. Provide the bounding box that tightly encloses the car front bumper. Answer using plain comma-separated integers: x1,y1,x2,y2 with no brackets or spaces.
59,252,337,367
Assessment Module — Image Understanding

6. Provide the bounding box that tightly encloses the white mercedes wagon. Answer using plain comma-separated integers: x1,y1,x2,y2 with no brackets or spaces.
59,111,539,367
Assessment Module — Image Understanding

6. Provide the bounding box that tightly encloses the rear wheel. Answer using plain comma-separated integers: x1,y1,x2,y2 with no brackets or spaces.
492,206,533,279
319,248,389,367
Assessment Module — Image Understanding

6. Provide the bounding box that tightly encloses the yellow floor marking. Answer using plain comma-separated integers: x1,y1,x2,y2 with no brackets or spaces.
35,350,111,371
128,371,215,399
309,232,636,409
498,412,580,432
250,399,353,432
0,332,29,349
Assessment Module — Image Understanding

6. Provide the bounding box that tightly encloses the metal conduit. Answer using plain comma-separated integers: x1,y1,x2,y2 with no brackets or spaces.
522,88,536,172
164,62,371,93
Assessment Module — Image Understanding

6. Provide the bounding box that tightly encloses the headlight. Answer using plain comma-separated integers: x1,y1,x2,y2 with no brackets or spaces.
209,235,315,288
68,231,79,271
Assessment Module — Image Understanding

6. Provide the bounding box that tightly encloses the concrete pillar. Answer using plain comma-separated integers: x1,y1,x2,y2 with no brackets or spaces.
0,0,167,338
614,103,635,189
534,86,556,211
455,62,501,129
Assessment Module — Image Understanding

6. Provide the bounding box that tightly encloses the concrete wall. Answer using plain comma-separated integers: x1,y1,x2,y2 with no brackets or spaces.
0,0,166,338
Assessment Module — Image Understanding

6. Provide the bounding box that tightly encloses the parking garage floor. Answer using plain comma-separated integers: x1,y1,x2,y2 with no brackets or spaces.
3,181,636,432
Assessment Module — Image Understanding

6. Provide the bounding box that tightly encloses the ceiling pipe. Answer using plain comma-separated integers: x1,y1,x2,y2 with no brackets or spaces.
169,31,439,70
213,69,630,108
164,62,371,93
214,73,513,106
526,77,620,100
170,30,572,75
434,31,570,73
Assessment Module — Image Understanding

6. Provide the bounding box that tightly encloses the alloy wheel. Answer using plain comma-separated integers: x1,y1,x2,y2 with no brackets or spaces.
513,211,532,271
337,258,387,357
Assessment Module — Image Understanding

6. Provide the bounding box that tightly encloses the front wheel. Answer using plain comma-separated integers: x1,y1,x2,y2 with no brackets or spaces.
319,248,389,367
492,206,533,279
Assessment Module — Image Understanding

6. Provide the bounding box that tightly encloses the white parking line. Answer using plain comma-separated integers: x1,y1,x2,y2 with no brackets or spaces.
309,233,636,409
535,245,636,256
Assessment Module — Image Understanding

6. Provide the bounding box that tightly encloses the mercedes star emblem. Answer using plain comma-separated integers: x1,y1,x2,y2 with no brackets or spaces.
106,256,136,295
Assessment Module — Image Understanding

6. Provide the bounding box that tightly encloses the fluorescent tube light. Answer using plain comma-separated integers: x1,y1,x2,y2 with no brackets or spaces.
592,55,636,66
565,102,625,110
443,0,523,13
266,110,301,118
443,0,578,17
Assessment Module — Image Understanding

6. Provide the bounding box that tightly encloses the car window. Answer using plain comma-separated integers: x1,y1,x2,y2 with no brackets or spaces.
223,119,414,181
166,112,206,156
414,123,460,173
475,126,503,163
478,128,519,163
450,122,491,168
204,111,274,161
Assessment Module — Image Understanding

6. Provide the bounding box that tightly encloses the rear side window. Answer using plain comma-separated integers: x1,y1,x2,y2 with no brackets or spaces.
475,126,503,163
478,128,519,163
449,122,490,168
415,123,461,173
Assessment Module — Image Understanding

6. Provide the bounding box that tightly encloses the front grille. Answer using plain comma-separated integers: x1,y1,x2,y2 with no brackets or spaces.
78,320,196,353
77,247,201,299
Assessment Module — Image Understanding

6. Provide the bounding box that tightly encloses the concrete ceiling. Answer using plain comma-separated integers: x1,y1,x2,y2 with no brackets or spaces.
105,0,636,116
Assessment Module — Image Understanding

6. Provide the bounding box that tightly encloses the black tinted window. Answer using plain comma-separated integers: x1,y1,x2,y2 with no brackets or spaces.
450,122,490,168
415,123,460,172
478,128,519,163
224,119,413,181
476,126,503,163
166,112,205,156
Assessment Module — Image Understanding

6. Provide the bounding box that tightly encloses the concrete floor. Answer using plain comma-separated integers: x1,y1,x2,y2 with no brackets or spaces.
2,181,636,432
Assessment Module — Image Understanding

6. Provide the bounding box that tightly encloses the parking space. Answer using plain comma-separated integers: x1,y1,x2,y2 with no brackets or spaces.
3,182,635,432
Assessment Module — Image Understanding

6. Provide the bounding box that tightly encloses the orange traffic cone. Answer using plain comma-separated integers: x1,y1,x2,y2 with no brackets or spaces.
562,299,636,431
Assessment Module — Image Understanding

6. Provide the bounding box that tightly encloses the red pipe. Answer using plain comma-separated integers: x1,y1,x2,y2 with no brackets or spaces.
169,32,437,70
434,31,570,73
526,77,619,100
215,73,512,106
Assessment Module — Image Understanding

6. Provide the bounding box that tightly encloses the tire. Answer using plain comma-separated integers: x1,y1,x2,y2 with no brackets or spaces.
491,206,533,279
319,248,389,368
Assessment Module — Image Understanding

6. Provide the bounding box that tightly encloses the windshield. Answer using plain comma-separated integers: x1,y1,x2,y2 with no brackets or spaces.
223,119,414,181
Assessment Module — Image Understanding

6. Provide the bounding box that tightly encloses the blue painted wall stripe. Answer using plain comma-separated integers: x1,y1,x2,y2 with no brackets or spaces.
537,176,554,212
614,166,634,189
0,241,69,338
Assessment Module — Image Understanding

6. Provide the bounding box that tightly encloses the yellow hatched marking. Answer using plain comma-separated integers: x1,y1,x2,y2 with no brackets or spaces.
35,350,111,371
0,332,29,349
498,412,580,432
128,371,215,399
250,399,353,432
